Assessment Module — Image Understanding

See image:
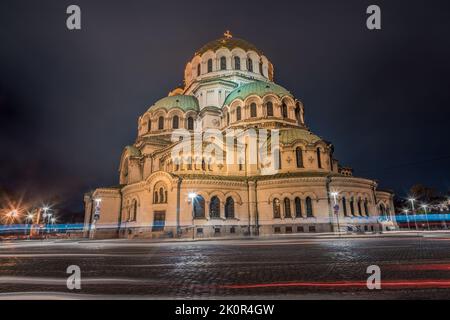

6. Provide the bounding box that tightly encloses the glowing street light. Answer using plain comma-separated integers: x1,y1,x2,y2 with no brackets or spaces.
408,198,418,230
188,192,198,240
330,191,341,235
403,209,411,230
421,204,430,230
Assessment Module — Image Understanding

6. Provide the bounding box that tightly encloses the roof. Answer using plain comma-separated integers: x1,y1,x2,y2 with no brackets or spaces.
195,37,263,56
279,128,322,145
124,145,141,157
150,95,199,112
223,80,293,106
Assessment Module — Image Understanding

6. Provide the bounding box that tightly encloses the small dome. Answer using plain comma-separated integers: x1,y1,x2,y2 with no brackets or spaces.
279,128,322,145
223,80,293,106
195,36,263,56
150,95,199,112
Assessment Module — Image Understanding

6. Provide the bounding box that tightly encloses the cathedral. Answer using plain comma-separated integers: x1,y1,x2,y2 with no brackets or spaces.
84,32,396,239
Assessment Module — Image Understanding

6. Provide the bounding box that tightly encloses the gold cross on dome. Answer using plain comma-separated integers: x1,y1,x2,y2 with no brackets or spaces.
224,30,233,39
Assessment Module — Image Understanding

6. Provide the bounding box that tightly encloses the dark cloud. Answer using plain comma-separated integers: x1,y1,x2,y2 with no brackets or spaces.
1,0,449,217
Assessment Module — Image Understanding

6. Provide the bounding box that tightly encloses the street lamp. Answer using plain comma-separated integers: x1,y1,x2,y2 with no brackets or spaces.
403,209,411,230
421,204,430,231
409,198,418,230
330,192,341,235
188,192,198,240
25,212,34,236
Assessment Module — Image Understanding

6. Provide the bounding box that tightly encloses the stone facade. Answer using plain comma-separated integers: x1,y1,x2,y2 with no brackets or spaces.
84,32,396,239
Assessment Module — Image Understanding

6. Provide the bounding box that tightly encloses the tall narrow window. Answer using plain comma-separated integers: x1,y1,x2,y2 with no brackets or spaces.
296,147,303,168
364,199,369,216
226,112,230,126
350,198,355,216
154,191,158,204
266,101,273,117
236,106,241,121
234,56,240,70
132,200,137,221
317,148,322,168
295,197,302,218
207,59,213,73
172,116,179,129
273,198,281,218
201,159,206,171
158,116,164,130
306,197,313,217
284,198,291,218
210,196,220,218
282,103,288,118
225,197,235,219
159,188,165,203
187,117,194,130
342,197,348,216
259,61,263,75
295,106,301,124
250,103,257,118
247,58,253,72
193,196,205,218
277,149,282,170
197,64,201,76
220,56,226,70
357,199,363,216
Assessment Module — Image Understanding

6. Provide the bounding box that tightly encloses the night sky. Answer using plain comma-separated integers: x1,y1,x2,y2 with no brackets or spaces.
1,0,449,217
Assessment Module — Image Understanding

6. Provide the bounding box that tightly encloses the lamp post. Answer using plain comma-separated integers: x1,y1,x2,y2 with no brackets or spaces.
91,198,102,239
330,192,341,236
25,213,34,237
409,198,418,230
421,204,430,231
403,209,411,230
188,192,197,241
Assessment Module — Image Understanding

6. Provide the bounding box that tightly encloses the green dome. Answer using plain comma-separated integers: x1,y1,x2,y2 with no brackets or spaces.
223,81,293,106
279,128,322,145
150,95,199,112
196,37,263,56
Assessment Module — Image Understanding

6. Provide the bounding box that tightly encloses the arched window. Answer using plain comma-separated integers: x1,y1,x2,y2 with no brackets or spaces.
295,197,302,218
154,191,159,204
172,116,179,129
364,199,369,216
342,197,348,216
295,106,301,124
201,159,206,171
316,148,322,168
225,197,235,219
266,101,273,117
236,106,241,121
197,64,201,76
273,198,281,218
350,198,355,216
159,188,165,203
357,199,362,216
193,195,205,218
250,103,257,118
207,59,213,73
187,117,194,130
306,197,313,217
284,198,291,218
220,56,226,70
296,147,303,168
226,112,230,126
147,120,151,132
234,56,240,70
247,58,253,72
259,61,263,75
210,196,220,218
158,116,164,130
282,103,288,118
132,200,137,221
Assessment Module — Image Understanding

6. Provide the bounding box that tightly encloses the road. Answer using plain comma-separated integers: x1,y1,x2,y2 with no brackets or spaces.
1,235,450,299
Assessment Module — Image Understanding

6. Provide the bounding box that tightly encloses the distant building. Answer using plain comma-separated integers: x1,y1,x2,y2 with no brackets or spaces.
84,32,396,239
